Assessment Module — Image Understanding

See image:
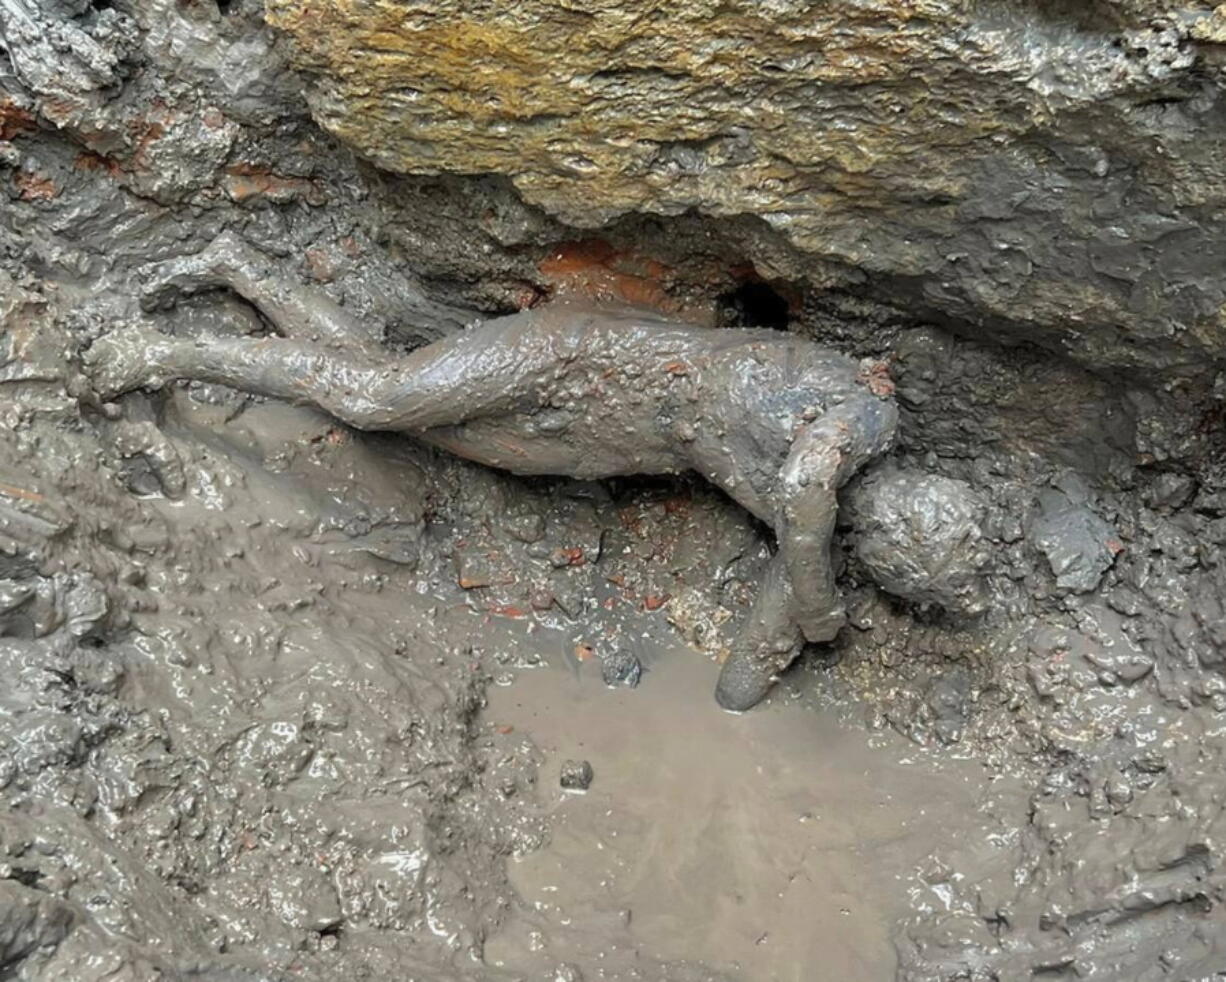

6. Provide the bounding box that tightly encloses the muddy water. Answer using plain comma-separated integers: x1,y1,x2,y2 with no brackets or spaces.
484,647,989,980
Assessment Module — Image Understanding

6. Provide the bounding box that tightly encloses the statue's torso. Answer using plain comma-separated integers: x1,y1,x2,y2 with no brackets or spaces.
416,303,866,486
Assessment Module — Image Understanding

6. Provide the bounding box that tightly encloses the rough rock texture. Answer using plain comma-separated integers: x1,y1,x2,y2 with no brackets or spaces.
268,0,1226,374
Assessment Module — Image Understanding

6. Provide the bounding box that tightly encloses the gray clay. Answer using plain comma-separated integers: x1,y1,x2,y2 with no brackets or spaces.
85,234,899,710
1029,488,1120,595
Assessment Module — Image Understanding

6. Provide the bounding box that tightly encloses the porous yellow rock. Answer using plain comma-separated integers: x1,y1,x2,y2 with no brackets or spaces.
268,1,1002,228
1192,4,1226,42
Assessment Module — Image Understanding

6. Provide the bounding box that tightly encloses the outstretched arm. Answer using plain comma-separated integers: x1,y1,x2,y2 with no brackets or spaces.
140,232,386,357
714,552,806,711
139,231,473,356
776,395,897,643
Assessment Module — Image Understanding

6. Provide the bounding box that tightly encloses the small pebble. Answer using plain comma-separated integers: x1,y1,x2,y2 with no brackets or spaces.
560,759,593,791
600,649,642,687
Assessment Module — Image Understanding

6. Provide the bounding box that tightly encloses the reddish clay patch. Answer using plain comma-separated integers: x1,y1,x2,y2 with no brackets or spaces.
224,163,326,205
538,237,713,321
0,99,36,141
13,170,58,201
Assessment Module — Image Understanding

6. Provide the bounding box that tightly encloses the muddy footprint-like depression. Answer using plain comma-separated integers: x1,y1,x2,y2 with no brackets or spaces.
4,1,1226,979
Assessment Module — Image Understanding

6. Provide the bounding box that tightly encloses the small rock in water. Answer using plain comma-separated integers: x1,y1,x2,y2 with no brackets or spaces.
600,648,642,687
560,759,594,791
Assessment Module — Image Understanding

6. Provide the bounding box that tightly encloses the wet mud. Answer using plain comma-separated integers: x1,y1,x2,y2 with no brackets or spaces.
485,651,992,982
3,0,1226,979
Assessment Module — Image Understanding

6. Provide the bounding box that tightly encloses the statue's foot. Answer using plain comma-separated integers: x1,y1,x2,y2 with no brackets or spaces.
714,651,780,712
82,325,174,400
138,231,252,311
714,633,805,711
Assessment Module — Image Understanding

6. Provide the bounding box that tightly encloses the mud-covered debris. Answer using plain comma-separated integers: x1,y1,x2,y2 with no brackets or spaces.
266,867,343,933
846,467,989,614
560,759,594,792
549,546,586,568
600,648,642,688
1086,649,1154,685
924,670,971,746
454,550,499,589
503,511,545,543
0,880,76,970
61,571,109,639
1145,472,1197,512
1029,490,1119,594
666,586,733,655
111,420,186,498
0,579,34,619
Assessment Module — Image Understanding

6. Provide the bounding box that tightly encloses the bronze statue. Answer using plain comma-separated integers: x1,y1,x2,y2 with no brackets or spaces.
85,233,898,710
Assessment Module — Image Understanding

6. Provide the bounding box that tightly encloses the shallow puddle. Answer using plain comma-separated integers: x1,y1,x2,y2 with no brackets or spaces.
483,646,988,980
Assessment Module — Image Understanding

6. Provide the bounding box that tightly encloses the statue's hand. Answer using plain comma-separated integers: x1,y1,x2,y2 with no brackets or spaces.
138,230,252,312
81,324,171,400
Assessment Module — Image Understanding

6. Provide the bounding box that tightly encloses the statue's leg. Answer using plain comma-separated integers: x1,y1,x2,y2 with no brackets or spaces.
84,327,408,429
84,315,555,434
139,232,384,355
714,553,804,711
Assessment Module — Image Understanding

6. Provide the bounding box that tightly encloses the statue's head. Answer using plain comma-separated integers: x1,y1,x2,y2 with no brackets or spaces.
843,466,991,616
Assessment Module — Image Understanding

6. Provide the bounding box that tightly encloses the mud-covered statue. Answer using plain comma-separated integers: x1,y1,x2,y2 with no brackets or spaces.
85,234,899,710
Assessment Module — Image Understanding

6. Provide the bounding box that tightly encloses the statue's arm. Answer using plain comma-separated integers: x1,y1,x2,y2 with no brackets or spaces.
776,395,898,642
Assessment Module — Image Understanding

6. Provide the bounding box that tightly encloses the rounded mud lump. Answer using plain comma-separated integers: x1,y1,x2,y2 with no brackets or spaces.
600,648,642,688
846,467,990,615
560,759,594,791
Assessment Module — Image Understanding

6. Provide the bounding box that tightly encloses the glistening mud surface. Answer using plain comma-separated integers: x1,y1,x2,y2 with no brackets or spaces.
484,651,991,981
0,362,988,981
